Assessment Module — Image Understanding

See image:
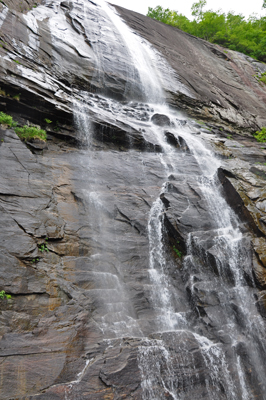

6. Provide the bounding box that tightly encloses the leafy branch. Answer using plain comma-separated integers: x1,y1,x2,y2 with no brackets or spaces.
0,290,11,300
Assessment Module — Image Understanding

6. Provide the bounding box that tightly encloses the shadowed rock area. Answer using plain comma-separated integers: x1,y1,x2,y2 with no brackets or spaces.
0,1,266,399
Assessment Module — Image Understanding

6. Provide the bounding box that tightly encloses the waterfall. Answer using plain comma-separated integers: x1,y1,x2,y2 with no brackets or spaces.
97,0,164,103
73,93,144,339
71,1,266,398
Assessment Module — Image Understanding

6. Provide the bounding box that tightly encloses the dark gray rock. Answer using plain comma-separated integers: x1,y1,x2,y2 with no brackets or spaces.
164,131,190,151
151,113,171,126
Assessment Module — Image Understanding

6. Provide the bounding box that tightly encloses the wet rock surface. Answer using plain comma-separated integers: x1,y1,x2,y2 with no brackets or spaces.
0,1,266,400
151,113,171,126
115,5,266,132
0,0,265,136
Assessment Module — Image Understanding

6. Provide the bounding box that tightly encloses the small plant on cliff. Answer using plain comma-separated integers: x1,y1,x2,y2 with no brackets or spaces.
38,243,49,253
254,127,266,143
15,125,47,142
13,93,20,101
173,245,182,258
44,118,52,124
260,72,266,85
0,290,11,300
0,111,17,127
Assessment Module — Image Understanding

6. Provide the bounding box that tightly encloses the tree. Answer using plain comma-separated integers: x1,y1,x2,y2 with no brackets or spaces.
146,2,266,62
191,0,207,20
147,6,172,24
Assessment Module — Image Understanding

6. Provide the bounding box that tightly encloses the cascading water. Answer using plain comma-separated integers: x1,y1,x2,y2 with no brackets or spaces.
97,0,164,103
71,1,266,398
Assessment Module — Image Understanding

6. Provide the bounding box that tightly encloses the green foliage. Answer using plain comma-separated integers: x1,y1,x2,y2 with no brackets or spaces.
191,0,207,20
0,112,47,143
53,121,61,132
0,111,16,127
173,245,182,258
15,125,47,142
44,118,52,124
260,72,266,84
13,59,21,64
147,6,173,24
38,243,49,253
254,127,266,142
147,2,266,62
13,93,20,101
0,290,11,300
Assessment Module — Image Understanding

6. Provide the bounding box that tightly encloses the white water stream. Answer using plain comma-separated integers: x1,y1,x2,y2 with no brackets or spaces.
71,1,266,399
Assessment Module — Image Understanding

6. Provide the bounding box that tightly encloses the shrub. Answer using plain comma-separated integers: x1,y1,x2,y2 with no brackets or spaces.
0,111,15,126
0,112,47,142
15,125,47,142
254,127,266,142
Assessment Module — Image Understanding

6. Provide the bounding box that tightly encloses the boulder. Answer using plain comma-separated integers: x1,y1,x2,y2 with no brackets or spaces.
151,113,171,126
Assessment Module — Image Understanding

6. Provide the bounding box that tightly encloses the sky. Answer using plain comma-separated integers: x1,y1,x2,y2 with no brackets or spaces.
110,0,266,19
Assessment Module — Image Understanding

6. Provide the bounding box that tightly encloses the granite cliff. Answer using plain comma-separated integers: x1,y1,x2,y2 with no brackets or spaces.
1,1,266,399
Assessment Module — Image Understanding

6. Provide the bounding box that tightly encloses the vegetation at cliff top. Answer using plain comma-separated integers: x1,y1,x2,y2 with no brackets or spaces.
0,111,47,141
147,1,266,62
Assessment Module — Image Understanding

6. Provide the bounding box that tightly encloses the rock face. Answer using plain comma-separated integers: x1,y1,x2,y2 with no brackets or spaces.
0,1,266,400
115,4,266,131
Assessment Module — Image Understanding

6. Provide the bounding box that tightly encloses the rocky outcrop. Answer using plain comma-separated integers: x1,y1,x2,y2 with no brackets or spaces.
115,5,266,132
0,0,265,138
0,0,43,14
1,1,266,399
